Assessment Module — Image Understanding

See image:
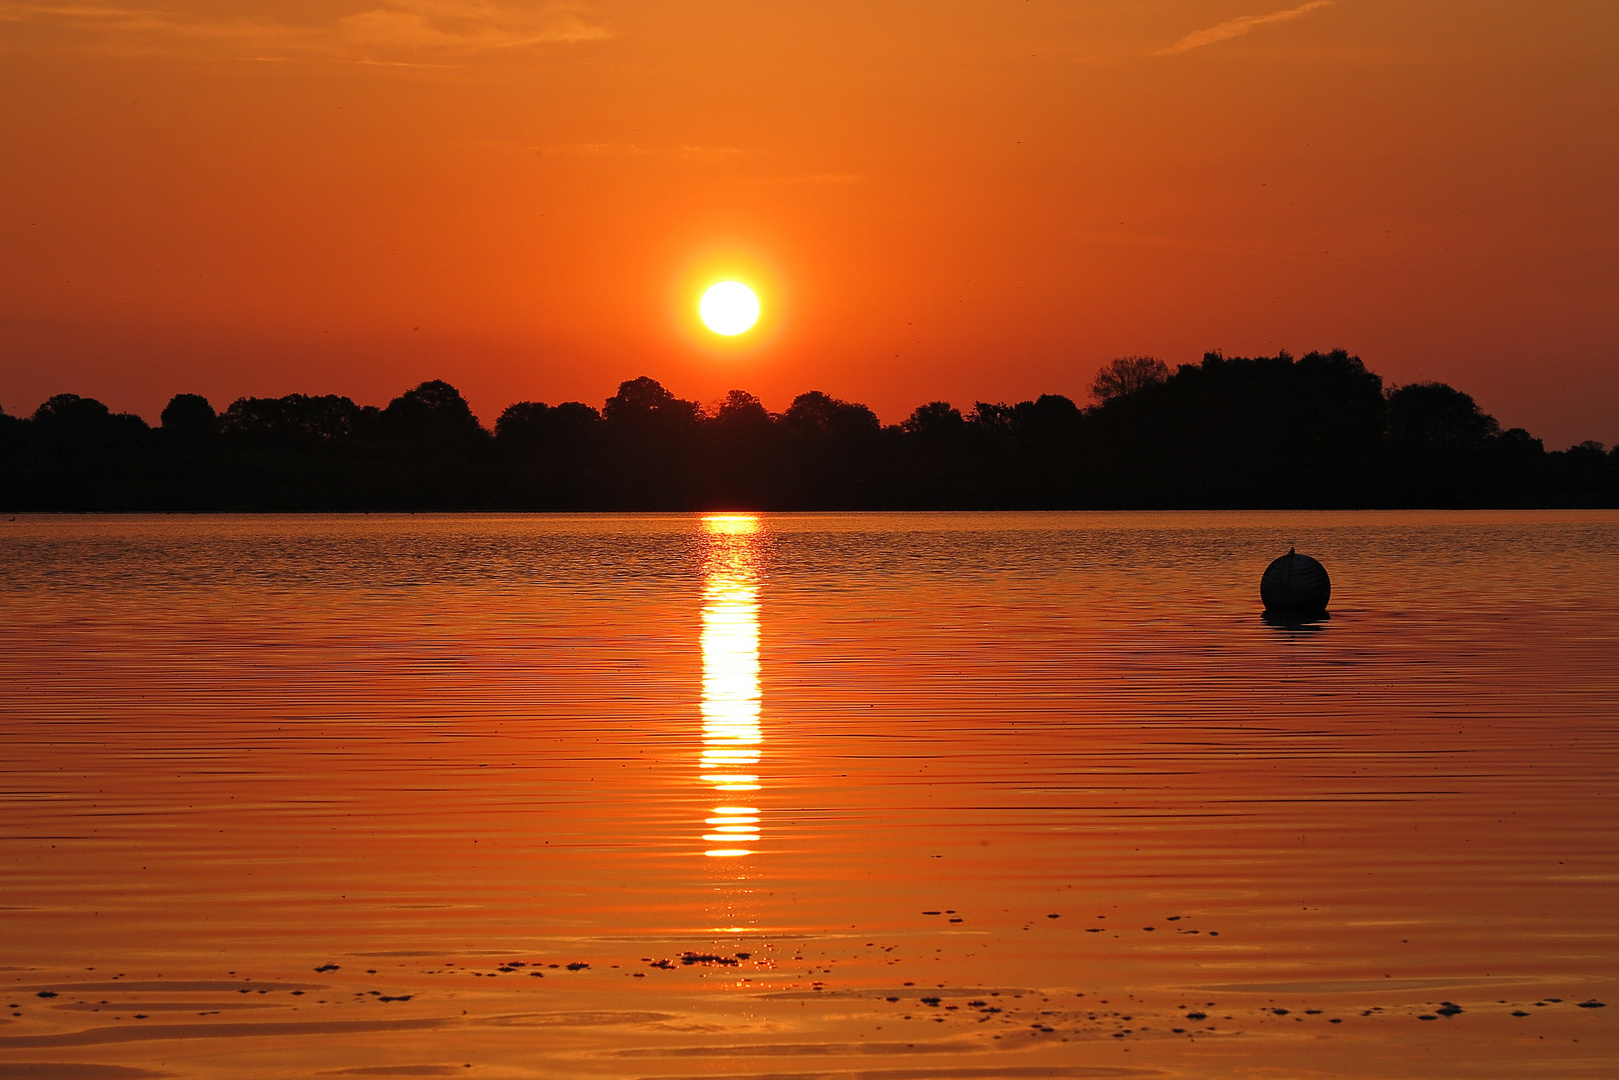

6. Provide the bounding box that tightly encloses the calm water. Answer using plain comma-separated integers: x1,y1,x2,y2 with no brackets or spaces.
0,511,1615,1080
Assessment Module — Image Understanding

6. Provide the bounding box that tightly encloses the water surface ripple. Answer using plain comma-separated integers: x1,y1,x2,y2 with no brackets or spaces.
0,512,1614,1079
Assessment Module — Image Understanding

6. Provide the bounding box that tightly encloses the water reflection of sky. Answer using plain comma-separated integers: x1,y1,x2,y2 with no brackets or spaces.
699,515,762,857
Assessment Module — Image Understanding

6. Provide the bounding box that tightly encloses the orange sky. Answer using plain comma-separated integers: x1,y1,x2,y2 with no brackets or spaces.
1,1,1615,446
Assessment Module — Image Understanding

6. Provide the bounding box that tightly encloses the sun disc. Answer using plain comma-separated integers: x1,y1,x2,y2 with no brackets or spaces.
699,281,760,336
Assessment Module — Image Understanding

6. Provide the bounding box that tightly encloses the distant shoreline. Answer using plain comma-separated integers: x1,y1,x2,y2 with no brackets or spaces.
5,353,1615,512
9,508,1619,518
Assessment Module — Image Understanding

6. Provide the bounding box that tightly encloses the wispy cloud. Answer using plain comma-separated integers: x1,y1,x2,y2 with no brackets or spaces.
1155,0,1333,56
677,145,744,160
747,172,867,186
0,2,610,62
531,142,653,156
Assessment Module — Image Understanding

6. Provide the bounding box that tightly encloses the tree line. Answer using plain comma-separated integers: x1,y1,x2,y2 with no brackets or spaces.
1,350,1614,510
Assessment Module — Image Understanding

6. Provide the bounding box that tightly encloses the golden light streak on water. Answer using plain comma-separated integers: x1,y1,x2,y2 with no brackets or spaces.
699,514,763,857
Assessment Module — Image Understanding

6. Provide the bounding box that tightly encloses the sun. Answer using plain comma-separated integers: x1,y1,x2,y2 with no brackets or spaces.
699,281,760,336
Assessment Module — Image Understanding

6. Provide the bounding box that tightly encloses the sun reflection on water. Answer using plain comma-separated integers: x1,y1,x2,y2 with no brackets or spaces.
699,515,762,858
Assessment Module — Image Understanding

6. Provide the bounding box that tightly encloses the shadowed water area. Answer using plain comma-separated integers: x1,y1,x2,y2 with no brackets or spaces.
0,511,1614,1080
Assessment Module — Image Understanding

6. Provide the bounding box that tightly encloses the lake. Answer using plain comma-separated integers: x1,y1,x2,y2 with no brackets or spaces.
0,511,1614,1080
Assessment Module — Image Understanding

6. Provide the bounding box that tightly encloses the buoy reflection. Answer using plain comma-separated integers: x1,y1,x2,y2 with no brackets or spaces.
700,515,762,858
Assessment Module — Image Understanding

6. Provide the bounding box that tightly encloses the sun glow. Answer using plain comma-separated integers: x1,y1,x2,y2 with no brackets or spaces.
700,514,763,857
699,281,760,336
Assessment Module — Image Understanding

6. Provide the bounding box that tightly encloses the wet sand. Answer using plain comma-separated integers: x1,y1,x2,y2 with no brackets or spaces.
0,511,1614,1079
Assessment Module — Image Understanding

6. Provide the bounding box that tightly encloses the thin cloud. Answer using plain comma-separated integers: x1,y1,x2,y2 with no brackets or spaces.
532,142,653,156
747,172,867,186
678,145,744,160
1155,0,1333,56
0,2,610,62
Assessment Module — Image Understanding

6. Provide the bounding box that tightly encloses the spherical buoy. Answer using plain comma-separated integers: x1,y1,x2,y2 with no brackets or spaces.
1260,548,1331,614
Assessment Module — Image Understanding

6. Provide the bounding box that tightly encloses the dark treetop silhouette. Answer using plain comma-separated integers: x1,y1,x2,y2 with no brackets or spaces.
1,352,1614,511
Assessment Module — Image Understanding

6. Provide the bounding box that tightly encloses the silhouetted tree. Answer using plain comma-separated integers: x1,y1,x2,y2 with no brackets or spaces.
33,394,147,441
712,389,772,428
382,380,487,446
1543,440,1613,507
902,401,964,436
1383,381,1506,505
11,394,151,509
782,391,880,438
33,393,108,429
897,402,974,505
496,401,550,445
1086,350,1385,506
701,391,781,507
149,394,223,504
1,357,1612,511
1017,393,1083,433
551,401,602,432
1386,383,1499,449
600,377,702,507
221,394,368,445
161,394,217,434
1090,356,1169,403
159,394,219,454
961,395,1086,506
495,399,602,507
778,391,886,507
